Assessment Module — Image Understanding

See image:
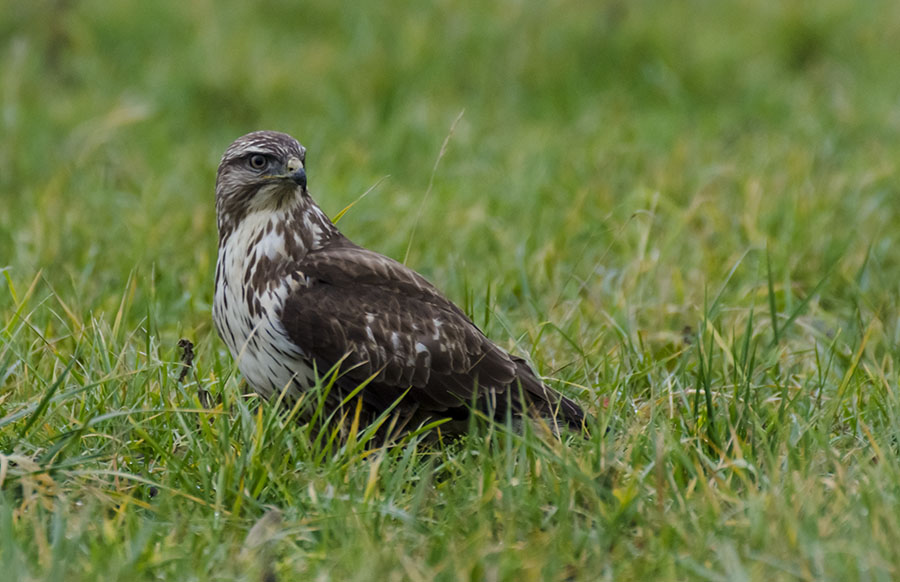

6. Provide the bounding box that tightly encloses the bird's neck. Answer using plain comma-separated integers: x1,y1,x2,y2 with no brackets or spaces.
218,191,340,259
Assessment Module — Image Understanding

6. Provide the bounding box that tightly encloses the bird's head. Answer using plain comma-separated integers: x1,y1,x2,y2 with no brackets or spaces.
215,131,309,232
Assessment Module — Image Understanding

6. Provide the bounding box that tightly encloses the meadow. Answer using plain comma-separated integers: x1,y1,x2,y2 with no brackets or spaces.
3,0,900,579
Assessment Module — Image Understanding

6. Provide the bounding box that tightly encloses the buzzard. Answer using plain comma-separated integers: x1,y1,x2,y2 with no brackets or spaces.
213,131,585,433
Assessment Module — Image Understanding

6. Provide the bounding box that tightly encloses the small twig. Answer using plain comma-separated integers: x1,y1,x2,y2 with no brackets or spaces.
176,338,194,383
177,338,213,409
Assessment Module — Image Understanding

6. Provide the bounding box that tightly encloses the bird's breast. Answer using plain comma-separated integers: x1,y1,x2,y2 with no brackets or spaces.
213,212,314,398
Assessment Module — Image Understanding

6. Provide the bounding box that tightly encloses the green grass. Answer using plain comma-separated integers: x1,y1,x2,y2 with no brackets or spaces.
3,0,900,579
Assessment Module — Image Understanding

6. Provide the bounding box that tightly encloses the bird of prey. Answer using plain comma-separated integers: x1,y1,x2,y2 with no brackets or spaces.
212,131,585,434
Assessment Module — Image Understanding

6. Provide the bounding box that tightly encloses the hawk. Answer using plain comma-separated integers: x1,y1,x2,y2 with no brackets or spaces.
213,131,586,433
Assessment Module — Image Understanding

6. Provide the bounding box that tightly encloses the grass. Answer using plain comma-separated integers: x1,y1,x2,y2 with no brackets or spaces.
3,0,900,579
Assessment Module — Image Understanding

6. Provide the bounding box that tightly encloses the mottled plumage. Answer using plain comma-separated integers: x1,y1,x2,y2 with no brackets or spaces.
213,131,585,433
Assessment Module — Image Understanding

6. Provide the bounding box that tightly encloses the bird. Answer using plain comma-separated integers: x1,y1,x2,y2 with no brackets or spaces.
212,130,586,435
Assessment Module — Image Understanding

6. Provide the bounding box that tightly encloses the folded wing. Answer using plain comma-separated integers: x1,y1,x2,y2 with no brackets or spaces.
279,238,584,427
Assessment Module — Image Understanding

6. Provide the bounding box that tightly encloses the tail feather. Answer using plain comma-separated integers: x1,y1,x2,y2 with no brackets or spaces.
511,357,587,431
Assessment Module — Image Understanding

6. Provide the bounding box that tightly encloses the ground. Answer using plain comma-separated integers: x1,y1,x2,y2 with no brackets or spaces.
2,1,900,580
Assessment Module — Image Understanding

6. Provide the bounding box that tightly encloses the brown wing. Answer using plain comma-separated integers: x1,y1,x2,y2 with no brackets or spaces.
279,238,584,426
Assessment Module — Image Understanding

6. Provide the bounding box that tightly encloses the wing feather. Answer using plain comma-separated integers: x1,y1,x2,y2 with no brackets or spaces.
279,238,583,426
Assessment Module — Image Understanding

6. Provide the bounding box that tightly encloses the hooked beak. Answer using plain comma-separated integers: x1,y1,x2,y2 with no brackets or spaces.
283,156,306,190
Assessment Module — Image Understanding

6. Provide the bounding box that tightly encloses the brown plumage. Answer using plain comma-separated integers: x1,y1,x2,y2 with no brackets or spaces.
212,130,586,433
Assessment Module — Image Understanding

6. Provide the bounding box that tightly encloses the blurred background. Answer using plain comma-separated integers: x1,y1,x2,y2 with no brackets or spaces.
7,2,900,577
2,0,900,350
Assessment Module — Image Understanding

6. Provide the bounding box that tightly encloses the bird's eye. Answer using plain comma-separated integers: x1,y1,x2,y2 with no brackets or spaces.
248,154,267,170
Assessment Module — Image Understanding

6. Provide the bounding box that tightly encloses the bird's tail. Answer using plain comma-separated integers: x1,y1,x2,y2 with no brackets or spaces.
511,357,587,432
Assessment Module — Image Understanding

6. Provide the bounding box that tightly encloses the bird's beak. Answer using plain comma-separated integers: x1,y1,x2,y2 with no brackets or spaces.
285,156,307,190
